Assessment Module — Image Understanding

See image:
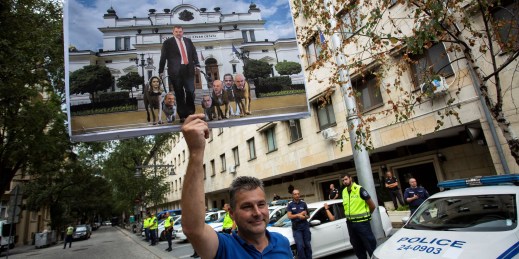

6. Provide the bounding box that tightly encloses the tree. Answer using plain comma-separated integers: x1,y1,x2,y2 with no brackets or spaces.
70,65,113,102
292,0,519,166
101,134,177,214
0,0,68,196
275,61,302,76
117,72,142,98
243,59,272,80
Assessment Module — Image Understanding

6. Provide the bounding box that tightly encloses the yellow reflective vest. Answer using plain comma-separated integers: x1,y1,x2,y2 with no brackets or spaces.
342,182,371,222
164,216,172,228
149,216,158,230
222,212,234,229
143,217,150,229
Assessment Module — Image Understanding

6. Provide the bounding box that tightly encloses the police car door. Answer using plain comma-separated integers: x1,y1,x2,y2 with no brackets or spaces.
309,203,348,257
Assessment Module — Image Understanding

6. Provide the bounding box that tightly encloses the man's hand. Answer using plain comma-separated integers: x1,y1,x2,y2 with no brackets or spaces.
181,114,209,153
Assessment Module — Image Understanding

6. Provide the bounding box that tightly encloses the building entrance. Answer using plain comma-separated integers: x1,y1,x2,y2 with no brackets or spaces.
395,162,440,196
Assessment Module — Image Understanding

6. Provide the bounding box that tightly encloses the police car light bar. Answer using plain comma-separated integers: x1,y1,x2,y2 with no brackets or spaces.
437,174,519,189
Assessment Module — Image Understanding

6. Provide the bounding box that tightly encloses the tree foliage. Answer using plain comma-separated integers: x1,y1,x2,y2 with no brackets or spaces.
275,61,302,75
243,59,272,79
70,65,113,101
291,0,519,165
101,134,177,215
117,72,142,96
0,0,67,196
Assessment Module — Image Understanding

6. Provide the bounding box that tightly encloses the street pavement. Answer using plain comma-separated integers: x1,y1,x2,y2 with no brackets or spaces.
1,225,398,258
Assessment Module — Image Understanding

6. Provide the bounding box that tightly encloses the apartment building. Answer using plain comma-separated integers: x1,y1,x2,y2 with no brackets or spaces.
157,0,518,211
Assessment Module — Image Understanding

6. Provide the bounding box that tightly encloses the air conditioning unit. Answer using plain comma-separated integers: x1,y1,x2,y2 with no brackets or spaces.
228,165,236,174
321,128,339,141
420,76,448,96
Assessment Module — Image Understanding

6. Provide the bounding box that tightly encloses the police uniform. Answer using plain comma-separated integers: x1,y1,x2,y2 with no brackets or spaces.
385,176,405,209
343,182,377,259
287,200,312,259
149,215,158,245
164,215,174,251
222,212,234,234
404,186,430,215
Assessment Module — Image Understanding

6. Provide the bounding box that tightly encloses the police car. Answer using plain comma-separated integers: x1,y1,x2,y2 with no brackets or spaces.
373,174,519,259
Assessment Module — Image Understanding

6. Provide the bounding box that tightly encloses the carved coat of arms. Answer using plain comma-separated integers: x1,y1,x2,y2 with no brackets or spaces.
179,10,194,21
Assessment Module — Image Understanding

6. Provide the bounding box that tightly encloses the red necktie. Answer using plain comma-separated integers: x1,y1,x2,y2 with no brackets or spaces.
178,38,188,64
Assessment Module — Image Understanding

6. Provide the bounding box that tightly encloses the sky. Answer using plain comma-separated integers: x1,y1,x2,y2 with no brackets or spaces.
67,0,297,51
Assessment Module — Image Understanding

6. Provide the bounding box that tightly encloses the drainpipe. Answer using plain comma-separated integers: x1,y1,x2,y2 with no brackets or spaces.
467,64,511,174
324,0,385,239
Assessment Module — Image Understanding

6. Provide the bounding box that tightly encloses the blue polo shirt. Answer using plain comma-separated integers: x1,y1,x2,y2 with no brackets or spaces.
216,229,292,258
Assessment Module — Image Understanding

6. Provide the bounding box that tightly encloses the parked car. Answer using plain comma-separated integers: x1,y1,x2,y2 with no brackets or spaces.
72,225,91,240
373,175,519,259
158,215,180,241
171,216,187,242
268,206,287,226
205,210,226,223
268,199,393,258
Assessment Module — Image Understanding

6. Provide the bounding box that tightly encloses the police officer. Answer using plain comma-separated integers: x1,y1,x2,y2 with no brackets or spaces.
149,213,158,246
164,212,174,251
385,171,405,209
63,224,74,249
287,189,312,259
221,204,236,234
342,173,377,259
404,177,430,215
143,213,151,243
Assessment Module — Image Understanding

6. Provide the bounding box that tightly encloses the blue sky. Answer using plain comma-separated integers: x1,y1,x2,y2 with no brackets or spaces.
67,0,296,51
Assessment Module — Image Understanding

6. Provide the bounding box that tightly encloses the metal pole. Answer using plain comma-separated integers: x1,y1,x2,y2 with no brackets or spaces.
467,64,510,174
140,53,146,89
323,0,385,239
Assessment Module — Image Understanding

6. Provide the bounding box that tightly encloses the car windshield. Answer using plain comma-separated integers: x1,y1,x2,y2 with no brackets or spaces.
405,194,517,232
76,226,87,231
272,208,317,228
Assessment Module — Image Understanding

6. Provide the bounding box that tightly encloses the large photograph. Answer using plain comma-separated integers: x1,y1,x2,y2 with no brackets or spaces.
65,0,310,142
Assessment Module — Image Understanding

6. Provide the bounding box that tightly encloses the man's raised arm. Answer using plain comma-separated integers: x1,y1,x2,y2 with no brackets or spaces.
181,114,219,258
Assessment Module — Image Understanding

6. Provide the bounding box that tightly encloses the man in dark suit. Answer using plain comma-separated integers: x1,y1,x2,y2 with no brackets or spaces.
159,25,200,122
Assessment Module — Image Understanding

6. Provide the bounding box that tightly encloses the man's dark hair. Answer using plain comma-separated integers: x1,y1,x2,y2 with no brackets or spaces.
173,25,183,30
229,176,264,209
223,73,233,80
342,172,352,179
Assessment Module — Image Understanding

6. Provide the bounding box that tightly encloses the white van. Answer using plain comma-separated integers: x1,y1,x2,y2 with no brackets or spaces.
0,220,15,250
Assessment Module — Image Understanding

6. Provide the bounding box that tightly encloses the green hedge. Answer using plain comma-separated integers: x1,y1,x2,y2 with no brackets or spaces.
98,91,130,102
258,89,306,97
256,76,292,93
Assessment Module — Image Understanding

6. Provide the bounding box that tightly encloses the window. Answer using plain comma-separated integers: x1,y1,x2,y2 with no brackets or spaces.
305,37,322,65
203,164,207,180
205,46,214,50
339,7,360,39
491,1,519,51
242,30,248,42
182,150,185,162
352,73,383,112
115,37,131,51
288,120,303,142
232,147,240,166
249,30,256,42
209,129,213,142
232,64,237,73
409,43,454,88
262,49,269,53
265,127,277,153
178,154,181,166
247,138,256,160
210,160,215,176
220,154,226,172
315,98,336,130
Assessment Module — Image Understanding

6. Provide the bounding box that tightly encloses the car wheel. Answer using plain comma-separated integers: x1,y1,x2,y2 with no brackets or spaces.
291,245,298,259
